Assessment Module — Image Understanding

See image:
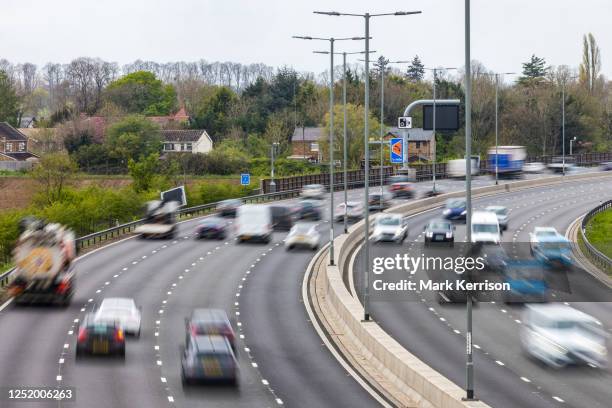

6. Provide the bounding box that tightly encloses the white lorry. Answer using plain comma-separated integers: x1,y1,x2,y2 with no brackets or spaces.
447,156,480,178
8,218,76,306
135,200,179,239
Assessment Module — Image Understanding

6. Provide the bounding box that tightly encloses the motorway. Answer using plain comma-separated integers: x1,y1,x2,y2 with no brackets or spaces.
0,185,384,408
354,175,612,408
0,169,608,408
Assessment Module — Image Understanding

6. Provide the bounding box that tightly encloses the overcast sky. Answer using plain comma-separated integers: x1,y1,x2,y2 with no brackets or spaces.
3,0,612,79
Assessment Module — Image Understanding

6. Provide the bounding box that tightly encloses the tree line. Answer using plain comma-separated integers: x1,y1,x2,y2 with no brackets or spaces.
0,32,610,175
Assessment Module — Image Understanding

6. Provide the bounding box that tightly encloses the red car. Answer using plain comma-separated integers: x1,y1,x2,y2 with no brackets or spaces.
389,182,415,198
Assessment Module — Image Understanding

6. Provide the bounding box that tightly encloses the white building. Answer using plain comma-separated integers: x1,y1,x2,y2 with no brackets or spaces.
161,129,213,154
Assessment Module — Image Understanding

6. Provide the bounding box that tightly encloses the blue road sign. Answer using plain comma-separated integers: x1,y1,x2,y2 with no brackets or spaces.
390,138,404,163
240,173,250,185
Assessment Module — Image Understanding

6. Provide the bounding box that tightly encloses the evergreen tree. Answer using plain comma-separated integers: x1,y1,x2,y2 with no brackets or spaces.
0,70,21,126
406,55,425,82
519,55,548,85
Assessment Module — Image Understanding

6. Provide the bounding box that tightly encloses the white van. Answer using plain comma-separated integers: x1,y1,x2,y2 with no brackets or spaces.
236,205,272,243
470,211,501,244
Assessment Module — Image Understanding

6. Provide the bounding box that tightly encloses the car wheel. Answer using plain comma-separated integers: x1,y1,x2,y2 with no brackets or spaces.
312,245,319,251
286,245,293,251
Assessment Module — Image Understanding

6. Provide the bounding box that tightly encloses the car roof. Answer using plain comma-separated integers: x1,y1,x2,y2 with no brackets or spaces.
485,205,507,211
99,298,135,308
193,335,232,353
378,213,401,220
526,304,599,323
471,211,499,223
190,308,229,323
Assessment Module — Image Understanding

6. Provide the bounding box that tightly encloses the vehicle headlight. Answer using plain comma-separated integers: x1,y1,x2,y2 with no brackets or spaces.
426,231,433,238
461,210,467,216
446,232,453,238
443,209,451,215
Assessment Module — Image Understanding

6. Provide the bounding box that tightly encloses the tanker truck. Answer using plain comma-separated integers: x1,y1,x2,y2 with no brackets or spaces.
8,218,76,306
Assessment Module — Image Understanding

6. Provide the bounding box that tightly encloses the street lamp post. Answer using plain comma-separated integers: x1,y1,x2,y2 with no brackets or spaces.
483,72,516,185
293,35,365,266
270,142,279,193
464,0,475,401
315,49,375,234
314,9,422,321
570,136,577,155
561,75,577,176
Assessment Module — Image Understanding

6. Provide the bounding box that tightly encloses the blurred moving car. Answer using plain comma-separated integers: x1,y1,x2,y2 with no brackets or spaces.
424,219,455,245
600,161,612,171
529,227,572,265
96,297,142,337
217,199,242,217
521,304,608,368
301,184,325,199
485,205,509,230
371,213,408,243
471,211,501,245
334,202,364,222
195,217,228,240
442,198,467,221
389,181,415,199
548,156,576,173
270,205,297,231
523,162,546,173
295,199,322,221
236,205,272,243
502,260,548,303
76,313,125,358
285,223,320,250
185,308,236,352
181,335,239,385
368,192,393,211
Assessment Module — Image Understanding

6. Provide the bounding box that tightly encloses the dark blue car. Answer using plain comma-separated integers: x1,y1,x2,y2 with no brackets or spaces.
502,259,548,303
442,198,467,221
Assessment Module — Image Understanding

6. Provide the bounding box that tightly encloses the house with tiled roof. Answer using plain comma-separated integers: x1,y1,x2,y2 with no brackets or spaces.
161,129,213,154
0,122,39,162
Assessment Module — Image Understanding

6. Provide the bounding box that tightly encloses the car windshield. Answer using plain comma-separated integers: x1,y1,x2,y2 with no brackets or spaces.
490,208,507,215
473,224,498,233
537,230,557,237
378,217,400,226
429,222,451,230
292,224,312,234
447,200,465,209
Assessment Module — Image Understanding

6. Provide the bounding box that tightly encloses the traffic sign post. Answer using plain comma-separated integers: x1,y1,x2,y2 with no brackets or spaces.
390,138,404,164
240,173,250,186
398,116,412,129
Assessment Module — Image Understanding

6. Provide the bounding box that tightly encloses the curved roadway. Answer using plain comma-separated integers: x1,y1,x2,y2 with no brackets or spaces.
354,175,612,408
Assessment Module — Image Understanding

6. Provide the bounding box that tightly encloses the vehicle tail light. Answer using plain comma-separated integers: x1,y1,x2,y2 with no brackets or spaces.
56,280,70,294
115,329,124,342
77,328,87,343
190,324,198,336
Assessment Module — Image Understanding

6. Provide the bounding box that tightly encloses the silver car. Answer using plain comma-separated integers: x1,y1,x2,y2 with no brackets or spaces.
520,304,608,368
485,205,509,230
